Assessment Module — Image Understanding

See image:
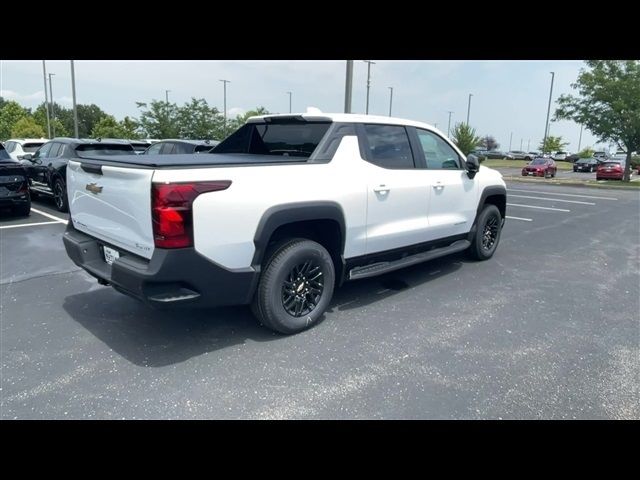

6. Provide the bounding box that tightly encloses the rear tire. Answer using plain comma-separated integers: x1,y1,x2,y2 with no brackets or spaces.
468,204,502,261
14,200,31,217
251,238,335,334
53,178,69,213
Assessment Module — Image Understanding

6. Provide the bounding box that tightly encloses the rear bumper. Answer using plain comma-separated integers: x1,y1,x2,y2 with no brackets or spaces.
63,223,259,308
596,172,623,179
0,193,30,208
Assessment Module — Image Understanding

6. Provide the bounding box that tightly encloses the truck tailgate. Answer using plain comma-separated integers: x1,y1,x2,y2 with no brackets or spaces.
67,160,155,259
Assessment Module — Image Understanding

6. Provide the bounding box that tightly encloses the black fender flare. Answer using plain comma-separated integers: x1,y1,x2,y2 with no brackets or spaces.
251,201,347,269
468,185,507,240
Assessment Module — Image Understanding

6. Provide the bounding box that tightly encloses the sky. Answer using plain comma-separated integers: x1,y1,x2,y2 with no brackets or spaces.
0,60,609,152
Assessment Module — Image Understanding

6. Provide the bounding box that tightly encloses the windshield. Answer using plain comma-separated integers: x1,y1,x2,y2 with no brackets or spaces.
75,144,136,156
213,121,331,158
531,159,546,165
0,145,11,160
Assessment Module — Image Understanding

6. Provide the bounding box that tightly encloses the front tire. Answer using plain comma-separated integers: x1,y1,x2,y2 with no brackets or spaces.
53,178,68,212
468,204,502,261
251,238,335,334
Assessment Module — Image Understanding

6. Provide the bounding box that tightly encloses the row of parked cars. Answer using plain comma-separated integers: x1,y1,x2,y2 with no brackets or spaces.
0,136,221,215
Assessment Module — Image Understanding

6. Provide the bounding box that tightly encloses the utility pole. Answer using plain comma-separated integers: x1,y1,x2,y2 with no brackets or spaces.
344,60,353,114
42,61,51,138
466,93,473,125
70,60,79,138
520,138,523,150
286,91,292,113
219,80,230,136
542,71,555,154
577,124,583,152
388,87,393,116
509,132,513,151
48,73,56,137
447,111,454,138
363,60,376,114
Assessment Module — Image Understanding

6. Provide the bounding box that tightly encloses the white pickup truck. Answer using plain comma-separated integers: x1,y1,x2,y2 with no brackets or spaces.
63,112,506,334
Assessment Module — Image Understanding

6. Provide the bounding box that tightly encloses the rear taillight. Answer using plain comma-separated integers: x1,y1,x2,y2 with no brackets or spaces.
151,181,231,249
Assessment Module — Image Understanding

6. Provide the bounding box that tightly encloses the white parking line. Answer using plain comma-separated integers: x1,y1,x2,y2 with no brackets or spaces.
0,221,60,230
30,208,68,224
507,188,617,201
507,203,571,212
508,194,596,205
505,216,533,222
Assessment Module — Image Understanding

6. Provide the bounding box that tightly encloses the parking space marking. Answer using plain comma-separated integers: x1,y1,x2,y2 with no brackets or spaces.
508,194,596,205
507,203,570,212
505,216,533,222
0,221,61,230
31,208,68,224
507,188,617,201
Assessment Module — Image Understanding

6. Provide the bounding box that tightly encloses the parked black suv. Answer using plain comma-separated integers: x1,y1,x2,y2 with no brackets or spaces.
20,138,135,212
0,143,31,216
143,139,219,154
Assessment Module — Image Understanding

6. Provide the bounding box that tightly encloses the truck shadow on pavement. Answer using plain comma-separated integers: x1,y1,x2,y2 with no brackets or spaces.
62,252,467,367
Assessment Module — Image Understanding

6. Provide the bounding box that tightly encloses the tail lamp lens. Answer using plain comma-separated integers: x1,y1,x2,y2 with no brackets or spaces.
152,181,231,249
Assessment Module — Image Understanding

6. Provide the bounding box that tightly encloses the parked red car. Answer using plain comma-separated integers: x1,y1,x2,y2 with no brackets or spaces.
522,158,557,178
596,161,628,180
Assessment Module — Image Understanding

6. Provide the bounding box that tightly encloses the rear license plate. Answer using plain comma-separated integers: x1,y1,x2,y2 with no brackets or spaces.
103,246,120,265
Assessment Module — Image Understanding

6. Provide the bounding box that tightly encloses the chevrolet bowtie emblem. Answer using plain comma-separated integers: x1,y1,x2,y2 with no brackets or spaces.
86,183,103,194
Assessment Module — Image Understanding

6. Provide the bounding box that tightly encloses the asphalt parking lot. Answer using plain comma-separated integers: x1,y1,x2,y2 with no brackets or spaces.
1,183,639,419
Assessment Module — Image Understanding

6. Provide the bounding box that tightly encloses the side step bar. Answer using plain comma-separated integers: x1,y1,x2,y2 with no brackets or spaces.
348,240,471,281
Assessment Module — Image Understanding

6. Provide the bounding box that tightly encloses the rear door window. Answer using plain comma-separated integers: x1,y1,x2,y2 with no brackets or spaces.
361,124,415,169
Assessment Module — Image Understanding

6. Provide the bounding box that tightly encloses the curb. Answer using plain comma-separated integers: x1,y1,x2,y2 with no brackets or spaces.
502,176,640,191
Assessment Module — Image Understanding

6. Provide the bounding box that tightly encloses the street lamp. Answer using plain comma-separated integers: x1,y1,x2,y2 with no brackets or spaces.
542,71,555,154
447,111,454,138
344,60,353,114
466,93,473,125
42,61,51,138
165,90,171,136
363,60,376,114
388,87,393,116
220,80,230,136
577,124,583,152
70,60,79,138
509,132,513,152
286,91,292,113
48,73,56,137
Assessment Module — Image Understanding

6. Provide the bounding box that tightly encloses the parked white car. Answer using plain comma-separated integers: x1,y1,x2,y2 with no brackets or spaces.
4,138,48,161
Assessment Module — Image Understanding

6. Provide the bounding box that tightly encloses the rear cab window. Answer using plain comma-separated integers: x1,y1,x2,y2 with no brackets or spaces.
76,144,136,157
213,119,331,159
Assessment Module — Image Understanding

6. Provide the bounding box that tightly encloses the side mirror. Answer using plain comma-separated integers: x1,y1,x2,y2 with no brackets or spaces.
20,153,33,161
466,154,480,178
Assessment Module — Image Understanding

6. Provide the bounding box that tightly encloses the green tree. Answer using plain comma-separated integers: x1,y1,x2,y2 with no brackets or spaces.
136,100,180,138
555,60,640,182
49,118,69,137
578,147,595,158
176,98,224,140
539,135,568,153
91,115,129,138
120,116,141,139
11,117,46,138
32,102,109,138
0,100,29,140
450,122,483,155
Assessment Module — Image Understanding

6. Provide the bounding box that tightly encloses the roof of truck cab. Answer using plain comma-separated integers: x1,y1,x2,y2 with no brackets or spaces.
246,113,443,132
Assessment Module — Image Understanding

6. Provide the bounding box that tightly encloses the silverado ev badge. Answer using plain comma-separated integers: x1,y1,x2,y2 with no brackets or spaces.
85,183,103,194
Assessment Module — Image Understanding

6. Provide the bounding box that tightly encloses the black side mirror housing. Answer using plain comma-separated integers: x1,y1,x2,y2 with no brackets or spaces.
466,154,480,178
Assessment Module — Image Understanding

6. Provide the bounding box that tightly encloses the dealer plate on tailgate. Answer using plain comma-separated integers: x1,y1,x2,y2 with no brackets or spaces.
103,246,120,265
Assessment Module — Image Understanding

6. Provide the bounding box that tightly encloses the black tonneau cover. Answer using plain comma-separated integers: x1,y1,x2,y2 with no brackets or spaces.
76,153,309,169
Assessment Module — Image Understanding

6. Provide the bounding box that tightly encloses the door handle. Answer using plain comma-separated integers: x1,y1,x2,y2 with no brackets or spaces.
433,181,444,190
373,185,390,194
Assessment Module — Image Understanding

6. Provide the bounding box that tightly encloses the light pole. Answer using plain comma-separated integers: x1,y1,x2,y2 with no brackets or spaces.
520,138,523,150
466,93,473,125
509,132,513,151
344,60,353,114
165,90,171,136
48,73,56,137
388,87,393,116
577,124,583,152
70,60,79,138
286,91,292,113
542,71,555,154
447,111,454,138
363,60,376,114
220,80,230,136
42,61,51,138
